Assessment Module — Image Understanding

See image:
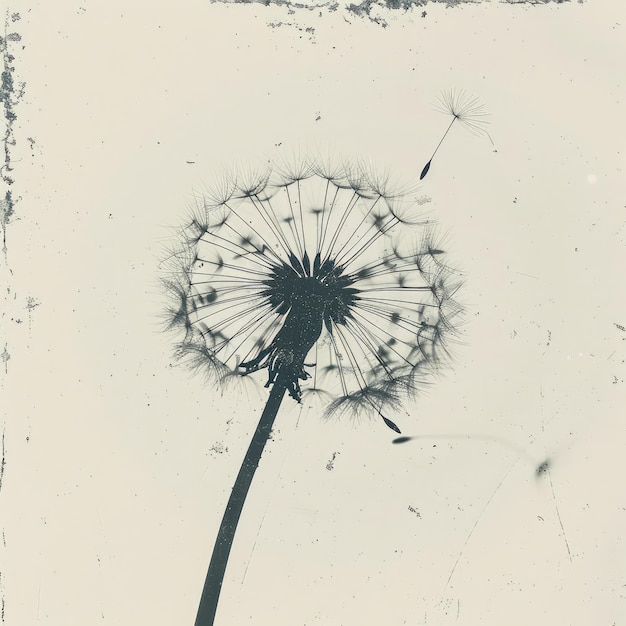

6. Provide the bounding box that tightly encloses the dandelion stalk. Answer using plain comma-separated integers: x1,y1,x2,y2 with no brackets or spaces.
194,377,288,626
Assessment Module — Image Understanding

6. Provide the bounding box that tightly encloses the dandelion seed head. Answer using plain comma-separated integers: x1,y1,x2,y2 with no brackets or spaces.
163,157,464,427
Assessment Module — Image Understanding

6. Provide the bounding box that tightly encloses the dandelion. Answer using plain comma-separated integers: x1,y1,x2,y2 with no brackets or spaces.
420,89,493,180
162,158,463,625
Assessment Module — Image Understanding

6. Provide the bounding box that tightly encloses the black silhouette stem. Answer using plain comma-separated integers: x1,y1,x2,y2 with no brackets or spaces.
194,378,288,626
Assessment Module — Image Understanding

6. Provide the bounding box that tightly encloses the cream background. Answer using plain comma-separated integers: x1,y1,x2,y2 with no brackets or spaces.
2,1,625,625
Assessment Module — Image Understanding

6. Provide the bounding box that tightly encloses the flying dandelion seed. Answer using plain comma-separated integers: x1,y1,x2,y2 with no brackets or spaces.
420,89,493,180
162,158,463,626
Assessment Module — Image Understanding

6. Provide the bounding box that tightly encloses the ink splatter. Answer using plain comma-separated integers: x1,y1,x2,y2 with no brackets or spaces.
326,451,340,471
209,442,229,456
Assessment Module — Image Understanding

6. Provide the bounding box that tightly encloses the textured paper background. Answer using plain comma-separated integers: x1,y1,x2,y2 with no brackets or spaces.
2,1,625,624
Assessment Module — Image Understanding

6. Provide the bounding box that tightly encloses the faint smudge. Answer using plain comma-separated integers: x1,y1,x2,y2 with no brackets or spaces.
0,345,8,375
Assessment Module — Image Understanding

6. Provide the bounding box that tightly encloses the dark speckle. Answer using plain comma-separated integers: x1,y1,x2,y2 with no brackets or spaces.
536,459,550,476
326,451,340,470
392,436,412,444
408,505,421,518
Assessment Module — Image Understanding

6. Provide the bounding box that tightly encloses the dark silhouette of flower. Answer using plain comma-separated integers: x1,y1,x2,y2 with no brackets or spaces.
164,159,462,431
161,157,463,626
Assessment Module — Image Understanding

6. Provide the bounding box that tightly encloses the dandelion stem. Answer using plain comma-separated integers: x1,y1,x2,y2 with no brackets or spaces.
194,378,288,626
425,117,456,169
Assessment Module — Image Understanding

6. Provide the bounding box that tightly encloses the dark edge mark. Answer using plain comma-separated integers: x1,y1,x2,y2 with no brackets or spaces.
210,0,586,28
0,427,5,492
0,427,5,623
1,10,25,258
345,0,586,27
1,12,23,622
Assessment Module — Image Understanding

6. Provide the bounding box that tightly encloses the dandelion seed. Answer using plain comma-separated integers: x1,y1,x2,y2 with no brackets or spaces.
420,88,493,180
162,157,463,626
